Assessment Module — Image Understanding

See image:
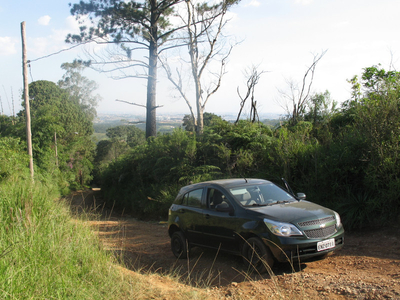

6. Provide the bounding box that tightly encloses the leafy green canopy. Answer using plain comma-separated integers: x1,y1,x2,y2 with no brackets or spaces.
93,124,146,180
9,80,95,191
58,60,101,121
67,0,179,43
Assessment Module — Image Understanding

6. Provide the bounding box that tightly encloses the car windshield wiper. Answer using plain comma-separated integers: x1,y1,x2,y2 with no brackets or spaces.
245,203,268,207
267,200,291,206
245,200,292,207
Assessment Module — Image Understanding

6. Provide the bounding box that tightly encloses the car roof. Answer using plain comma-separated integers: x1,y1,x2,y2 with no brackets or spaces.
179,178,272,193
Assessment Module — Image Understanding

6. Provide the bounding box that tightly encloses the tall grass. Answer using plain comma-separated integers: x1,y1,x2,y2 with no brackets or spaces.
0,176,213,299
0,178,133,299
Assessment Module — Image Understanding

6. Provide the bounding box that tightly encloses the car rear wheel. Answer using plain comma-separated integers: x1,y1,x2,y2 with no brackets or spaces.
171,231,189,259
242,237,274,273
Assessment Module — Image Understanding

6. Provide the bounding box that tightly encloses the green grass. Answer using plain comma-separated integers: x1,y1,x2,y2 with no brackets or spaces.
0,179,131,299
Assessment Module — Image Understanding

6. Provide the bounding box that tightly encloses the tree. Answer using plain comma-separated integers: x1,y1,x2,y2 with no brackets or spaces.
106,124,145,147
20,80,95,188
304,90,337,125
279,50,327,126
330,65,400,225
182,112,222,132
0,115,16,137
67,0,185,138
58,60,101,121
235,65,265,124
161,0,239,134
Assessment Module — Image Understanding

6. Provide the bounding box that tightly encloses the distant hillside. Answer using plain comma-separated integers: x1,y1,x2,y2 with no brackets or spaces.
93,112,282,141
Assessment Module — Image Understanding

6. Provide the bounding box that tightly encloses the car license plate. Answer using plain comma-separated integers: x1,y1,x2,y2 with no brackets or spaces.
317,238,335,251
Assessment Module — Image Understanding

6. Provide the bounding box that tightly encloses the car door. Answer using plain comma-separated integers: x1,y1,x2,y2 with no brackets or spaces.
201,188,240,252
176,188,204,244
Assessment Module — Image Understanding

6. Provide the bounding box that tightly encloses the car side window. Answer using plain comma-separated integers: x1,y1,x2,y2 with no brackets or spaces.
207,188,230,210
182,188,203,208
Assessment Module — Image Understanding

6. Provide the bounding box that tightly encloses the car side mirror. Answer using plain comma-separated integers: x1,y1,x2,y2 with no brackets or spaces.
297,193,306,200
215,202,233,213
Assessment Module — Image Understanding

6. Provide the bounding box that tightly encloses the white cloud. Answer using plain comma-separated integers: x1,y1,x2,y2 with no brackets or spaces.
245,0,261,7
0,37,16,55
65,15,84,31
38,15,51,26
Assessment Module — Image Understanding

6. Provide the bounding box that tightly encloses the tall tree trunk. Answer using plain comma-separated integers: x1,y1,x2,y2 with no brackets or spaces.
195,80,203,134
146,1,158,138
146,42,157,138
196,102,204,134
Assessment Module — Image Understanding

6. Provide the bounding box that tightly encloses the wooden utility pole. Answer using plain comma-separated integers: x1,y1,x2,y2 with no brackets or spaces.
21,21,34,180
54,131,58,167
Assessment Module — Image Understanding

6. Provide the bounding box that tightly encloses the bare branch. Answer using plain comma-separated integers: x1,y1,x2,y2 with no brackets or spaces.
116,99,163,109
279,50,327,125
236,65,265,124
203,43,234,109
159,56,196,121
116,99,146,108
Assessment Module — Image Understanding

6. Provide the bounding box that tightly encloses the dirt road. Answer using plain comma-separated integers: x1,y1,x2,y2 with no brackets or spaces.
70,190,400,299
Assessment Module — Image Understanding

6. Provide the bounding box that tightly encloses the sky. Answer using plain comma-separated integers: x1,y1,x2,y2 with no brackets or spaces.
1,0,400,119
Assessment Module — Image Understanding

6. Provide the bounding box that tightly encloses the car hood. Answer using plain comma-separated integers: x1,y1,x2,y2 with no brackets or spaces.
248,200,334,224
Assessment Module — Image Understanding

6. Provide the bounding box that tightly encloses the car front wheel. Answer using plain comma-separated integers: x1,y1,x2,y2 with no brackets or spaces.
242,237,274,273
171,231,189,259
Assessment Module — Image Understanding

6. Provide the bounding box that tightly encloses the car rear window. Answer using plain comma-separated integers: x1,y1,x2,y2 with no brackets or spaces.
182,188,203,208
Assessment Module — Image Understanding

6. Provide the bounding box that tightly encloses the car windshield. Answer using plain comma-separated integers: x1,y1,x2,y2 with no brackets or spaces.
229,183,296,207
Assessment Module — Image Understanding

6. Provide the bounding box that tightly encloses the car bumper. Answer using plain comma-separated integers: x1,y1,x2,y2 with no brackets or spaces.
261,227,345,263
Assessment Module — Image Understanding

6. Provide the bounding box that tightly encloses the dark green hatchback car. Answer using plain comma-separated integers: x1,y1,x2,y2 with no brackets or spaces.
168,178,344,272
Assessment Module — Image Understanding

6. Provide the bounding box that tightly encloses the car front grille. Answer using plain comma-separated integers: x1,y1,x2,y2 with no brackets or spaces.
297,216,335,227
303,224,336,239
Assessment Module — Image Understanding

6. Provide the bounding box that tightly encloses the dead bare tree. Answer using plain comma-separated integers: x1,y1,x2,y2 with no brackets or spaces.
235,65,265,124
279,50,327,126
161,0,239,134
161,60,197,124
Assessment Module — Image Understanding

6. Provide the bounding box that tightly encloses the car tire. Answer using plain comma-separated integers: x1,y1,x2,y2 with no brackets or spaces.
242,237,274,273
171,231,189,259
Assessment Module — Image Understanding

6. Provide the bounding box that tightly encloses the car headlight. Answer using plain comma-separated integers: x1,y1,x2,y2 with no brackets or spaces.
334,211,341,227
264,219,303,237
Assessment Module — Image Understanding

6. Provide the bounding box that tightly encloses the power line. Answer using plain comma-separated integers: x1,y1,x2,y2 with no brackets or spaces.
28,40,91,63
26,40,93,83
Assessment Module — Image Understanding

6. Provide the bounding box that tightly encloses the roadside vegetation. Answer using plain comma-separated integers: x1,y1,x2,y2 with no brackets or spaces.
1,39,400,299
2,0,399,298
94,66,400,230
0,61,214,300
0,138,119,299
0,137,210,299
